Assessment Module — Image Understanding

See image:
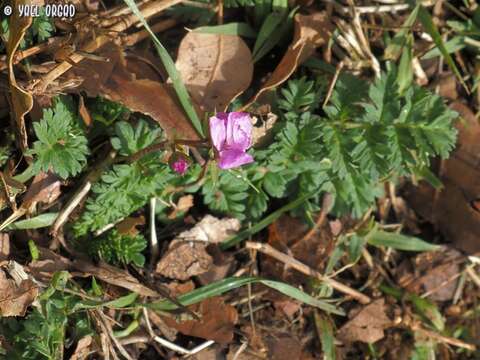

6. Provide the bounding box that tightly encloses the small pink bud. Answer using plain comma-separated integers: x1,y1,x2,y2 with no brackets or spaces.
170,154,190,175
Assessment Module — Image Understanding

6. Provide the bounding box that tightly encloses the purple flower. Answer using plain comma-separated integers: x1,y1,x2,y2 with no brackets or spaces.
209,112,254,169
170,154,190,175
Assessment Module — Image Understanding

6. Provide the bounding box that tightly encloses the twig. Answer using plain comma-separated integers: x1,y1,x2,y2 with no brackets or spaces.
50,150,116,238
412,325,476,351
97,310,135,360
245,241,372,304
300,193,334,243
322,62,344,108
149,198,159,264
466,265,480,289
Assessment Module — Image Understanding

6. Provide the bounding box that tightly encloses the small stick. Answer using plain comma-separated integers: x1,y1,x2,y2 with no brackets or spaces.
322,61,344,108
412,325,476,351
245,241,372,304
466,265,480,289
300,193,334,242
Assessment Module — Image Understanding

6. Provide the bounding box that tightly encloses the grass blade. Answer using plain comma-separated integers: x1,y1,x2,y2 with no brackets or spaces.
147,276,344,315
122,0,205,138
5,212,58,230
417,5,469,92
220,190,317,249
194,23,257,38
367,229,440,252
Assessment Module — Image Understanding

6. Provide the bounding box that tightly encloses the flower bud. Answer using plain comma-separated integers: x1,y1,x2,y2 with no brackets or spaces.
169,153,190,175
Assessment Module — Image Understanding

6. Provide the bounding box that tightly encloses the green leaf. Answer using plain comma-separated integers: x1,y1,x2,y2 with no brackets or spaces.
29,97,89,180
367,228,440,252
5,212,58,230
122,0,205,138
194,22,257,38
147,276,344,315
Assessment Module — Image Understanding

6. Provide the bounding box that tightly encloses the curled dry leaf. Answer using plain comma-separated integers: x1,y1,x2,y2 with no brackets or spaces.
176,215,241,243
337,298,391,344
70,335,93,360
5,0,39,152
247,12,333,107
0,266,38,317
155,240,212,281
167,194,194,219
22,171,62,212
156,215,240,280
67,42,200,141
162,296,238,344
73,259,158,297
176,33,254,112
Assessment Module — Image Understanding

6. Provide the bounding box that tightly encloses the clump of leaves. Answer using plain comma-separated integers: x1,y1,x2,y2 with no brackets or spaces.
88,229,147,267
28,97,89,180
201,68,457,221
0,272,92,360
73,120,175,236
89,97,129,126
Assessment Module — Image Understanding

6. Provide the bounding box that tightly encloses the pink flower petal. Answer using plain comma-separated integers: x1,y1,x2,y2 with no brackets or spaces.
218,149,254,169
226,112,252,151
209,113,228,152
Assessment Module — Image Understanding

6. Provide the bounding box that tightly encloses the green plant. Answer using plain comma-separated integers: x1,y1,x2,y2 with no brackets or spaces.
88,229,147,267
199,68,457,223
73,120,175,236
28,97,89,180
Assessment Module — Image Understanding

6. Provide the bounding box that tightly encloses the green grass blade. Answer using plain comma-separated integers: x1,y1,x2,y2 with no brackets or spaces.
122,0,205,138
367,229,440,252
314,312,336,360
397,33,413,95
220,190,317,249
252,12,285,60
417,5,469,92
260,279,344,315
384,4,419,60
5,212,58,230
147,276,344,315
194,22,257,38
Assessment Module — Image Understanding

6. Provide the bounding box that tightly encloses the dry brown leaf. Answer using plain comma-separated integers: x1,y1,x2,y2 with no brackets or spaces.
73,260,158,297
28,247,72,282
157,215,240,282
177,215,241,243
155,240,212,280
247,12,332,107
162,296,238,344
168,194,194,219
5,0,39,152
67,42,200,141
176,33,253,112
116,216,145,236
0,267,38,317
70,335,93,360
104,76,200,141
78,95,92,127
266,335,303,360
251,113,278,147
22,171,61,211
337,298,391,344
